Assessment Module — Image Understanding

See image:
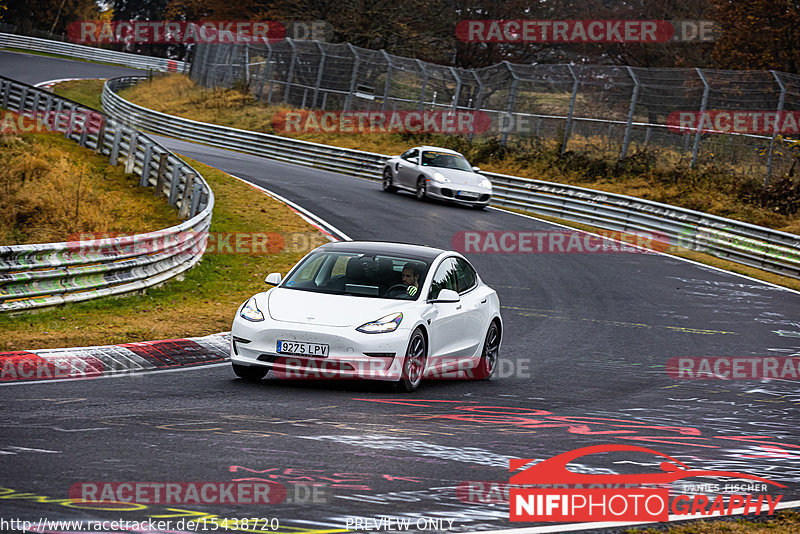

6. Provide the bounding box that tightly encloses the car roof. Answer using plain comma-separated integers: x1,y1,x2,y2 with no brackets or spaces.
316,240,447,261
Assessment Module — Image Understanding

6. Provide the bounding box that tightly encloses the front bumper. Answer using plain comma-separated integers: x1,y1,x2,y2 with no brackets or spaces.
426,181,491,206
230,317,412,381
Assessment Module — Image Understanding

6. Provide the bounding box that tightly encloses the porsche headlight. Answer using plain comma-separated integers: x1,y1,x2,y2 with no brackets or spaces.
356,312,403,334
432,172,450,183
240,297,264,322
480,178,493,189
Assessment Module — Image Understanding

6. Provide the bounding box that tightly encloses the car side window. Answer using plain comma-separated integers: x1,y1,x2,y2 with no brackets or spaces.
428,258,458,300
295,254,325,283
401,149,418,163
454,258,477,294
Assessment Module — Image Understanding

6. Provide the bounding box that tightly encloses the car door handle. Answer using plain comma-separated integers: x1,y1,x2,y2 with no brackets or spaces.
456,305,462,310
481,299,487,304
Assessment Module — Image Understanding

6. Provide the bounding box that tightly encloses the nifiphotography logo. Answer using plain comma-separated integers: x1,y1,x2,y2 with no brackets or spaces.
508,444,785,522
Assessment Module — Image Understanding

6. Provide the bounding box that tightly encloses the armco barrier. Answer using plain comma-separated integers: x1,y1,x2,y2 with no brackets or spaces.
0,32,186,72
0,76,213,312
101,76,800,280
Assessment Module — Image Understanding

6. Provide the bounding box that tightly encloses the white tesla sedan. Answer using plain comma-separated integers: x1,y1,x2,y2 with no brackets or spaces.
230,241,502,391
382,146,493,209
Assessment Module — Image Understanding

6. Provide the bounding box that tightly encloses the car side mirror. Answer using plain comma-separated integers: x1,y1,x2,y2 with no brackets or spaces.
265,272,282,286
432,289,460,303
472,166,481,173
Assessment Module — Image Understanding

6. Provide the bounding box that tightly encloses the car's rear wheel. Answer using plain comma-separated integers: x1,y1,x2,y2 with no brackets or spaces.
398,328,427,392
473,322,500,380
415,177,427,201
382,168,396,192
232,363,268,381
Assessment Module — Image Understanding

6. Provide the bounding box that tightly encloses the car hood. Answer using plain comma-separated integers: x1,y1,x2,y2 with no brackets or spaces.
267,288,415,327
429,168,485,187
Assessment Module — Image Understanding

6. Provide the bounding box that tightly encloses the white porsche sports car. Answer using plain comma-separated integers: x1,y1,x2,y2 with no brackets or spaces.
230,241,502,391
382,146,493,208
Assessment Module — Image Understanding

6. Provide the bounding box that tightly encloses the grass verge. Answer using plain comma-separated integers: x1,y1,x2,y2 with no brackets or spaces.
627,509,800,533
0,128,180,245
0,156,327,350
51,78,106,110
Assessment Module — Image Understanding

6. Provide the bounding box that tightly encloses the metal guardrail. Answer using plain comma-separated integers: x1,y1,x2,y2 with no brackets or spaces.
102,76,386,180
102,75,800,280
0,76,214,312
0,32,186,72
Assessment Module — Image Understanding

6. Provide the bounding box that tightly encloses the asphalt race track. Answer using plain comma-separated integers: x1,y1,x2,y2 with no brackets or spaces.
1,51,799,533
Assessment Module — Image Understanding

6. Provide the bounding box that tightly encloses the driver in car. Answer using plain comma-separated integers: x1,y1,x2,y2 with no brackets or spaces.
401,263,420,297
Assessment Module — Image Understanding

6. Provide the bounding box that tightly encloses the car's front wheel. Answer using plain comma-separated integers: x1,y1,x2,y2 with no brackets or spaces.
398,328,427,392
415,177,427,201
232,363,268,381
473,322,500,380
382,168,396,192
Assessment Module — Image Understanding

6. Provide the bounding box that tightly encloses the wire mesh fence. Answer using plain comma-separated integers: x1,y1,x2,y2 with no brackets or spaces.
187,38,800,182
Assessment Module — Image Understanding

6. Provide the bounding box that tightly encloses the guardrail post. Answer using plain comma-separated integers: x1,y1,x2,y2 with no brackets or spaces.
416,59,428,112
561,65,579,154
691,68,710,168
94,117,106,154
381,50,393,113
619,66,641,160
64,103,75,139
344,43,360,112
178,173,195,219
169,163,183,206
766,70,786,183
140,142,154,186
155,152,168,196
110,128,122,165
78,111,89,147
313,41,326,108
501,62,519,146
19,86,28,112
283,39,298,104
125,132,139,174
43,93,54,127
1,80,10,109
190,182,202,217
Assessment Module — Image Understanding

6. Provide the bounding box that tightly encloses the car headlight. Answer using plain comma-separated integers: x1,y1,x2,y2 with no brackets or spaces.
481,178,493,189
356,312,403,334
432,172,450,183
240,297,264,322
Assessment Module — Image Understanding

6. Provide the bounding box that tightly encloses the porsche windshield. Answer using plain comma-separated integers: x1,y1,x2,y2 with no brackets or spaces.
421,151,473,172
280,252,431,300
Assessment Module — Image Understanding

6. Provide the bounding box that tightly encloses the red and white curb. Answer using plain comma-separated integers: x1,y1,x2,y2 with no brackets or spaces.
0,332,230,384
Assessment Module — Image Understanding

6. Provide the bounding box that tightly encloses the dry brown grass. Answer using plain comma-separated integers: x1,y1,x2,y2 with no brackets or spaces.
0,131,180,245
0,156,327,350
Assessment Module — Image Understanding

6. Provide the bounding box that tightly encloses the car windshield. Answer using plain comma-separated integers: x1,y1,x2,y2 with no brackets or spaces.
280,251,431,300
421,151,473,172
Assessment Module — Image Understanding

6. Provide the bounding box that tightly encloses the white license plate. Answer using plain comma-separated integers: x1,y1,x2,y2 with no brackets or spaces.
277,340,329,357
458,191,478,199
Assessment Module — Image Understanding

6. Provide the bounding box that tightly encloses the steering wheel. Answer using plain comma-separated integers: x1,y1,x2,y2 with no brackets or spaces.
385,284,412,297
